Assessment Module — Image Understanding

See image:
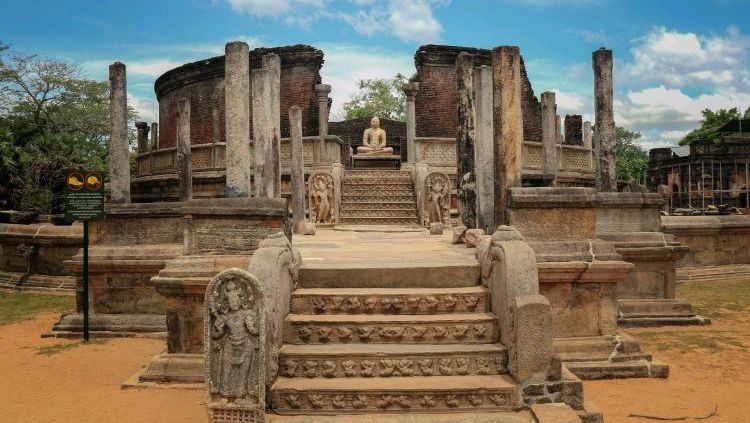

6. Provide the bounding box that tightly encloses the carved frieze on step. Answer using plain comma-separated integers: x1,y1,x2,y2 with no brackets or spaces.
292,292,486,315
285,321,497,344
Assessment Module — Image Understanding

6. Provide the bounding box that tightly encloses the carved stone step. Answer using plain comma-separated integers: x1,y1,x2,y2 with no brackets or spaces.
343,179,413,185
291,287,489,315
339,210,419,218
338,217,421,225
284,313,498,345
269,375,518,414
278,343,508,378
343,189,414,197
345,170,412,177
340,203,417,211
266,411,533,423
299,261,479,289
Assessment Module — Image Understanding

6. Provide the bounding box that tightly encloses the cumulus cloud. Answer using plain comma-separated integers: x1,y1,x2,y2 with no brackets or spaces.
226,0,291,16
388,0,443,44
128,93,158,123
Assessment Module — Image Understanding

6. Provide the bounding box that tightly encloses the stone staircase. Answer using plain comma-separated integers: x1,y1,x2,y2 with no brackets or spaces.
268,262,520,414
339,170,420,225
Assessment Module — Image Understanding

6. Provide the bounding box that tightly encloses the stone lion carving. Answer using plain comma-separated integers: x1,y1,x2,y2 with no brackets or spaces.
205,268,265,423
425,172,451,225
309,172,334,224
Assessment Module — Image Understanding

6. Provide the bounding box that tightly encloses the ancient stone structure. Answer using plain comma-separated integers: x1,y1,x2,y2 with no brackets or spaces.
456,52,477,229
135,121,150,154
403,82,419,164
583,121,592,149
308,172,335,224
252,65,276,198
204,268,266,423
593,48,616,192
357,117,393,156
176,97,192,201
424,172,451,225
340,170,419,225
564,115,583,146
474,65,494,233
541,91,557,185
108,62,131,204
289,106,308,234
150,122,159,150
225,41,252,198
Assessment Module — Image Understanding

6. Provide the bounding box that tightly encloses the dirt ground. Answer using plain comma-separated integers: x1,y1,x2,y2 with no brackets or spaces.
1,278,749,423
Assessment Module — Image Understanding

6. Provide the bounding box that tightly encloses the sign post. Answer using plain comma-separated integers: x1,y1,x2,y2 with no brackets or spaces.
64,171,105,342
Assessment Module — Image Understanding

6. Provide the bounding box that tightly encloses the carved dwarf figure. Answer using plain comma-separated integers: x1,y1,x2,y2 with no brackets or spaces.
357,117,393,156
211,278,259,402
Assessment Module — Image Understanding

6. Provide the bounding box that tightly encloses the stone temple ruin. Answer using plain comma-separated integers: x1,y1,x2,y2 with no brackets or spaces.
13,41,731,422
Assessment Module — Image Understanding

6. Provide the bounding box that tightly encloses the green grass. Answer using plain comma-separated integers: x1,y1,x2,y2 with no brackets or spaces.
0,290,75,326
36,340,107,356
677,278,750,320
635,330,747,353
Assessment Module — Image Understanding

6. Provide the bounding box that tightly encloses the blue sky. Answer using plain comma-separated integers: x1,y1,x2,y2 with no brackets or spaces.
3,0,750,149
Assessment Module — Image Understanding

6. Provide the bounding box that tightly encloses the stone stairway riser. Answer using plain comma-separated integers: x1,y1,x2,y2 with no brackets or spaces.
291,291,488,315
284,321,498,345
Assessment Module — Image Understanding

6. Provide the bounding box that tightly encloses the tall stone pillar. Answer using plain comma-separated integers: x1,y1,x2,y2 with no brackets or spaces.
224,41,252,197
108,62,131,204
555,114,562,144
176,98,192,202
583,121,593,149
135,121,150,154
593,47,616,192
150,122,159,150
474,65,494,233
541,91,557,185
491,46,523,226
263,54,282,196
564,114,583,145
289,106,306,233
252,68,278,198
456,52,477,229
403,82,419,164
314,84,331,164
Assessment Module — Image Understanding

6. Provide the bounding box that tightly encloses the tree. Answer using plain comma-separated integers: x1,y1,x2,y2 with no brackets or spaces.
615,126,648,183
342,73,410,121
679,108,741,145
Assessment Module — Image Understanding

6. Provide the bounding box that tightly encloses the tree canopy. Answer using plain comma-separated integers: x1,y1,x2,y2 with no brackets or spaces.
615,126,648,184
679,107,748,146
342,73,410,121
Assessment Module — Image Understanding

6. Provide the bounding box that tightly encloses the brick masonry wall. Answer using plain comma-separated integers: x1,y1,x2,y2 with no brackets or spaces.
414,45,542,141
155,45,323,148
564,114,583,145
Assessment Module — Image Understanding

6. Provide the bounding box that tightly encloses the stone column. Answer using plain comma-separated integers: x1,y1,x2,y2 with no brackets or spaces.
456,52,477,229
176,98,192,202
252,68,277,198
263,54,282,196
314,84,331,164
593,47,616,192
541,91,557,185
403,82,419,164
555,114,562,144
224,41,252,197
135,121,150,154
108,62,131,204
491,46,523,226
150,122,159,150
564,114,583,145
289,106,306,233
473,65,494,233
583,121,593,148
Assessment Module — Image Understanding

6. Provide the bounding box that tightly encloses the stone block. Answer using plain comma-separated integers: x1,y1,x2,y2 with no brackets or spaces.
429,222,444,235
464,228,486,248
452,225,467,244
293,222,316,235
511,294,553,382
532,403,583,423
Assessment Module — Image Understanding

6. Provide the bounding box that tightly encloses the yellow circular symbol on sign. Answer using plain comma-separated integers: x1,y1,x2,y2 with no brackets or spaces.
86,173,102,190
67,173,85,191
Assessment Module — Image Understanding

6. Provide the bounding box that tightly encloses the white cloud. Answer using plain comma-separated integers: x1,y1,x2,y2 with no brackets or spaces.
128,93,158,123
227,0,291,16
127,60,185,77
319,44,414,120
567,29,608,44
388,0,443,44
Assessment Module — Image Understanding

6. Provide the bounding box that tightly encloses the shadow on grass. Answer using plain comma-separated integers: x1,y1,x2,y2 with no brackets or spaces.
0,290,75,326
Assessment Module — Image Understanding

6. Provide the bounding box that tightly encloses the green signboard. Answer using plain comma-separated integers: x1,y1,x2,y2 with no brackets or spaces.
64,171,105,220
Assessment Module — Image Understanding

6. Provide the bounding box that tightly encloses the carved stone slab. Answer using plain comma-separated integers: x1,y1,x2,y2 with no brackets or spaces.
291,289,488,315
205,268,266,423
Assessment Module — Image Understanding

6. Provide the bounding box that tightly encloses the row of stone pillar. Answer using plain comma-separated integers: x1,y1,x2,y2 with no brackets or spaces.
135,122,159,153
453,46,616,231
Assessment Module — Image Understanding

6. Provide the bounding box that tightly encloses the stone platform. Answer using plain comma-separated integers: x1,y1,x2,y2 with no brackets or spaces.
351,154,401,169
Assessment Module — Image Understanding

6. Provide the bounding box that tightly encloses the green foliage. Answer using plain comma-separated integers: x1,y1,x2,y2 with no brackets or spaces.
0,291,75,326
615,126,648,183
679,108,741,146
342,73,410,121
744,106,750,119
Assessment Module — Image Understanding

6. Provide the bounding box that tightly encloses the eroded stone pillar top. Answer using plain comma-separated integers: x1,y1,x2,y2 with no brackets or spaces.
402,82,419,99
315,84,331,96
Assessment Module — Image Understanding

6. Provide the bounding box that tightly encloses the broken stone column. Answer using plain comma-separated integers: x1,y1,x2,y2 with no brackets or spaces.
541,92,557,185
289,105,310,235
491,46,524,226
314,84,331,164
474,65,495,233
583,121,593,149
224,41,252,197
150,122,159,150
252,67,277,198
564,114,583,146
176,98,192,202
456,52,477,229
263,54,282,196
403,82,419,164
135,121,150,154
593,47,616,192
108,62,131,204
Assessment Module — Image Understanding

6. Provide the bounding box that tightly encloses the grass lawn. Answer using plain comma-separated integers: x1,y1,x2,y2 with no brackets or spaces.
0,290,75,326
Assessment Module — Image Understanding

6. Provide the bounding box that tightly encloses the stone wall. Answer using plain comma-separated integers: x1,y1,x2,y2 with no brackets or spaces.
662,215,750,267
563,115,582,146
155,45,323,149
413,45,541,141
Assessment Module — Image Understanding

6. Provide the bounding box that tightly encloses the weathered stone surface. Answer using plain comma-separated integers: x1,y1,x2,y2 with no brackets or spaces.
315,84,331,138
135,121,150,154
563,115,582,146
491,46,523,226
176,97,192,201
253,67,276,198
473,65,494,233
309,171,335,224
430,222,444,235
531,403,582,423
593,48,616,192
582,121,592,149
225,41,252,197
456,52,477,229
403,82,419,163
108,62,131,204
452,225,467,244
425,172,451,226
295,222,316,236
540,91,557,184
512,295,553,382
263,54,282,197
150,122,159,150
465,229,485,248
205,268,266,422
289,106,306,233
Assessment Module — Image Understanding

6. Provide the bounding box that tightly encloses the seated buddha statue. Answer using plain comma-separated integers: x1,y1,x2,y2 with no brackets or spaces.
356,117,393,156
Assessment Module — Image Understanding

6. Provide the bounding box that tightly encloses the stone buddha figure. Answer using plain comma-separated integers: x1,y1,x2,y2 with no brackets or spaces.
357,117,393,156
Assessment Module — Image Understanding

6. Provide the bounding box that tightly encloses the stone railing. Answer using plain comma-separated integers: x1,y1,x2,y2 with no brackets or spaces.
558,144,595,173
136,136,340,177
415,137,455,167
